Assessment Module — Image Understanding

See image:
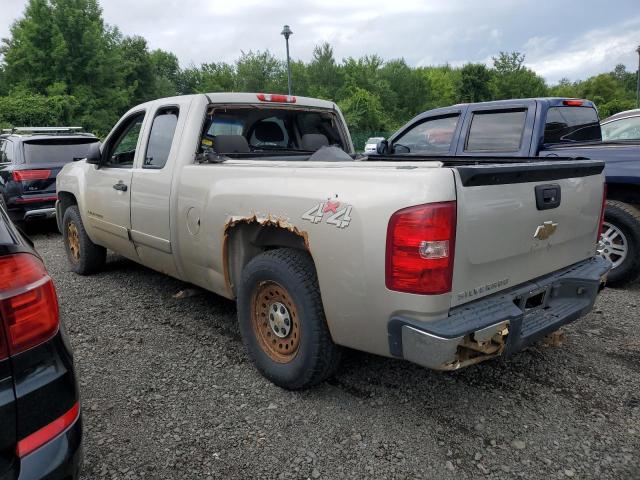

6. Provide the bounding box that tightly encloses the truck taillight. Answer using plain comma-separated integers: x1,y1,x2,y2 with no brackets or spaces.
12,170,51,181
386,201,457,295
256,93,297,103
0,254,59,356
597,184,607,241
562,99,584,106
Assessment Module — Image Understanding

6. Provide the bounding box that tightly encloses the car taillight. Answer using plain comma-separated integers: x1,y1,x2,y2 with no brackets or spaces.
386,201,457,295
256,93,296,103
12,170,51,181
0,254,59,356
597,184,607,241
562,99,584,106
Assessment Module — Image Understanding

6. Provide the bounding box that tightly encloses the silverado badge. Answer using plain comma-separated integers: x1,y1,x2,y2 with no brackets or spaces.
534,221,558,240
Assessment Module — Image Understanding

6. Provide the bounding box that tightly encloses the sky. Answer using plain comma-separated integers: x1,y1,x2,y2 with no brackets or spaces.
1,0,639,84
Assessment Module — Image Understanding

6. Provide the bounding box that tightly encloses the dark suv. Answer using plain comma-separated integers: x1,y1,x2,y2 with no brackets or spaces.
0,203,82,479
0,128,99,224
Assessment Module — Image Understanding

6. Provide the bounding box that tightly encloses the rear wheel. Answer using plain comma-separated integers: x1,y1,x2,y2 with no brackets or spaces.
598,200,640,286
237,248,342,390
62,205,106,275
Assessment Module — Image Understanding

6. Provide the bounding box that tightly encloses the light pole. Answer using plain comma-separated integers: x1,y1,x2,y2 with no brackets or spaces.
636,45,640,109
281,25,293,96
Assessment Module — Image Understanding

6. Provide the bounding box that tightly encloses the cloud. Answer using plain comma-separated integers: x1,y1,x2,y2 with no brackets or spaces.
526,17,640,82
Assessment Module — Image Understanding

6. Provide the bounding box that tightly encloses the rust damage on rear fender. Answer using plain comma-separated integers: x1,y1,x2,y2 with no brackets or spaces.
222,214,311,295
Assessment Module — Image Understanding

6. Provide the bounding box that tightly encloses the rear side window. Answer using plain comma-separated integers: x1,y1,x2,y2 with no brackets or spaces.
393,115,459,154
144,107,179,169
1,140,15,163
601,116,640,141
23,138,99,165
465,110,526,152
544,106,601,143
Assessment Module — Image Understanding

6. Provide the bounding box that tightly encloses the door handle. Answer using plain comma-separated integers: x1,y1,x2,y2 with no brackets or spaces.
113,181,128,192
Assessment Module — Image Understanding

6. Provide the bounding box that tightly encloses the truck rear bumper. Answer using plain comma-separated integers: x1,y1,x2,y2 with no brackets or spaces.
388,256,611,370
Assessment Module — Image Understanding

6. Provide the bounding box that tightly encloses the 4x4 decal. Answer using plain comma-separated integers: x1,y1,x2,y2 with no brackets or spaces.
302,200,352,228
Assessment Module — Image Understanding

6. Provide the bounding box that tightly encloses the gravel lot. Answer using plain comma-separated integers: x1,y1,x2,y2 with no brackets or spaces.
30,223,639,480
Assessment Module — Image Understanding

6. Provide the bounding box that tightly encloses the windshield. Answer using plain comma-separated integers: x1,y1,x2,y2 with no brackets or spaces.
200,106,347,156
544,106,601,144
23,138,99,165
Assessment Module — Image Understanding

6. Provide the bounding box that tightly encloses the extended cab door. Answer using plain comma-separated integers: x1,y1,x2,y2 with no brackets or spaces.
84,111,146,260
129,98,191,276
453,101,537,157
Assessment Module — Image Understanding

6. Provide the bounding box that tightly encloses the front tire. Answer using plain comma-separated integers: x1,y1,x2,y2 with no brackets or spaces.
237,248,342,390
62,205,106,275
599,200,640,287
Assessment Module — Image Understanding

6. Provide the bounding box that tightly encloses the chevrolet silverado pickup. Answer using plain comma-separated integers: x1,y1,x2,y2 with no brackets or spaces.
374,98,640,286
56,93,610,389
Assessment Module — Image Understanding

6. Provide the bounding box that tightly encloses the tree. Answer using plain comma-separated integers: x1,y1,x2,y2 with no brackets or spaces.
338,86,390,132
235,50,285,93
307,43,343,99
458,63,492,102
150,49,181,97
119,36,155,105
490,51,547,99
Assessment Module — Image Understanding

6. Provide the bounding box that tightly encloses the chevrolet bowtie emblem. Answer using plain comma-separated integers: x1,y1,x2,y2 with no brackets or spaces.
534,221,558,240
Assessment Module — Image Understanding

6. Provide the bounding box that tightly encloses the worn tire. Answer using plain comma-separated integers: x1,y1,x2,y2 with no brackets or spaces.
237,248,342,390
62,205,106,275
601,200,640,287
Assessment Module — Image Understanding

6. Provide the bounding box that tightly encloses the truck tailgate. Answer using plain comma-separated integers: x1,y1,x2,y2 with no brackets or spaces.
450,160,605,307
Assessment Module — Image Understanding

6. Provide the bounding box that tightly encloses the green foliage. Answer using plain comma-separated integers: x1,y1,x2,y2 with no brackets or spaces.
459,64,492,102
0,0,638,143
490,52,547,99
338,86,390,132
0,88,79,126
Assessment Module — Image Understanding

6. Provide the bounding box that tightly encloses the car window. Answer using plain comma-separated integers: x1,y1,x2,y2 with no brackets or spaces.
1,140,14,163
392,115,459,154
144,108,179,169
544,106,601,143
106,113,145,167
602,116,640,141
465,109,526,152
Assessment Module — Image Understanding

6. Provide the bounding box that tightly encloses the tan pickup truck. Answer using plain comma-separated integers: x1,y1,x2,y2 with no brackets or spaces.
56,93,610,389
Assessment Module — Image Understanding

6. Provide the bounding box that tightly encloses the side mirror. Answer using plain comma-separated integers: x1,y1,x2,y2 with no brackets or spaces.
85,142,103,165
375,139,389,155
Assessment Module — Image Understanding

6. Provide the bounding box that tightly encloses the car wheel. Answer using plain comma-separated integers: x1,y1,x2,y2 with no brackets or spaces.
237,248,342,390
598,200,640,287
62,205,106,275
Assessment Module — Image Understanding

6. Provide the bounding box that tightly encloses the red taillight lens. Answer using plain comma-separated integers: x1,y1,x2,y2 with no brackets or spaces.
386,201,457,295
0,254,59,356
16,401,79,457
597,184,607,241
12,170,51,181
256,93,297,103
562,99,584,106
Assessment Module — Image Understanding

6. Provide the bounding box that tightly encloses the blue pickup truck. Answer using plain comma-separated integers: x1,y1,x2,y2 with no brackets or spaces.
374,98,640,286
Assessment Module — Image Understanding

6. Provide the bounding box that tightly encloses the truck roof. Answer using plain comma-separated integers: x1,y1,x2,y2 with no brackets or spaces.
134,93,338,111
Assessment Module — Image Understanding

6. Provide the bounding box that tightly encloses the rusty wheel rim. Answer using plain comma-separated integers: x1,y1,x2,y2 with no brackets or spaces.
251,281,300,363
67,222,81,263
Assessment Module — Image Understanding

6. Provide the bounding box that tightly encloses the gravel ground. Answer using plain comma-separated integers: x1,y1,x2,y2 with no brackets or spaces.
30,222,639,480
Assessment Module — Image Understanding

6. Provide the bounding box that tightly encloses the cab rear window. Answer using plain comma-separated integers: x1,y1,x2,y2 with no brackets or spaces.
544,106,601,144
